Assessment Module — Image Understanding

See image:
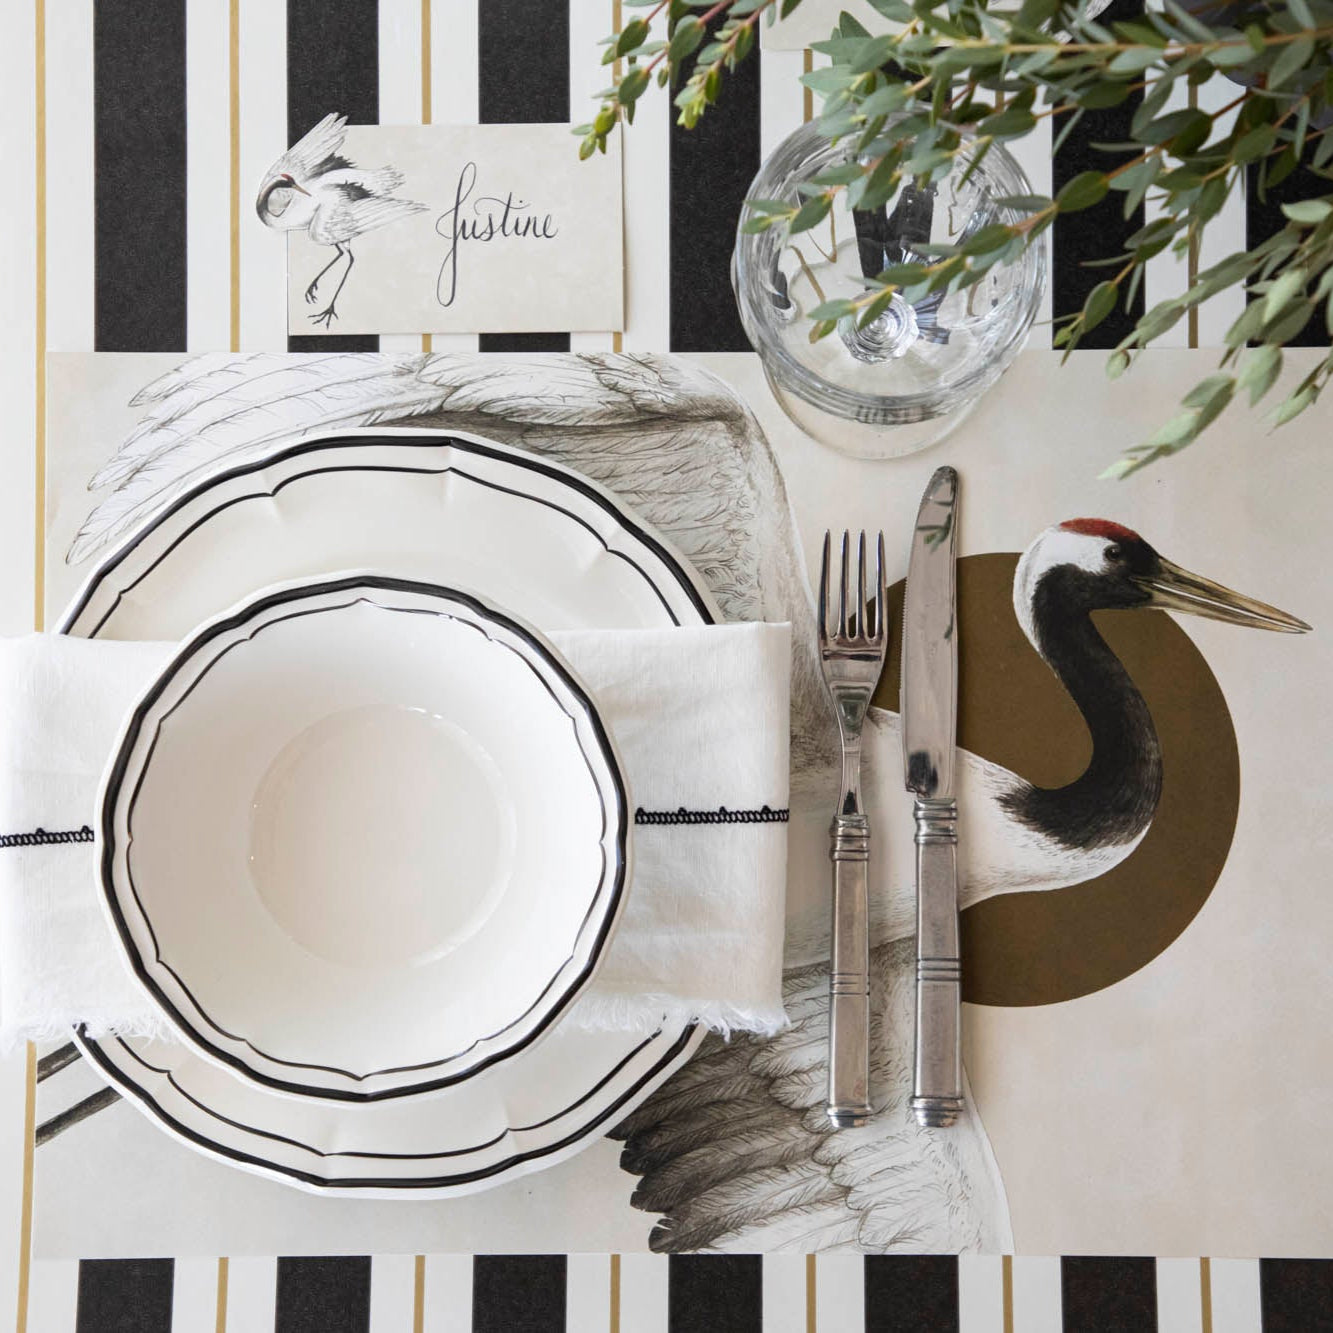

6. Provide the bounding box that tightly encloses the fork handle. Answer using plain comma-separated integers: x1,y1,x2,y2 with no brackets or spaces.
827,813,871,1128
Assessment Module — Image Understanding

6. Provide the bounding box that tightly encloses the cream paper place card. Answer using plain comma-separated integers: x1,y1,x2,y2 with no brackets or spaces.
264,117,624,335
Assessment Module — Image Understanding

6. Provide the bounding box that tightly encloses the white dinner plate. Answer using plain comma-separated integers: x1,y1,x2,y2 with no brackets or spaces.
65,428,715,1196
100,575,629,1102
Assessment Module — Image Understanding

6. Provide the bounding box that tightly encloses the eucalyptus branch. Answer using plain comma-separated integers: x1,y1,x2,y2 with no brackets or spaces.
581,0,1333,472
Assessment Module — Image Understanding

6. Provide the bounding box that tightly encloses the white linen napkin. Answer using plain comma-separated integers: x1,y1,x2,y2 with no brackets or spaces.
0,624,790,1049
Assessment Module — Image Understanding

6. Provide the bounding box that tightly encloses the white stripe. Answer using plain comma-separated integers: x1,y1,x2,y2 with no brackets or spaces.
1142,70,1193,349
760,1255,808,1333
0,0,36,636
1005,117,1054,341
618,1254,669,1333
378,0,425,352
43,0,93,356
1193,79,1247,348
1209,1259,1263,1333
225,1255,277,1331
569,0,616,350
185,0,231,350
814,1254,865,1333
621,96,670,350
566,1254,612,1333
170,1257,221,1333
1156,1258,1205,1333
378,0,422,127
958,1255,1004,1333
368,1254,417,1331
236,0,288,351
428,0,478,352
759,48,805,164
420,1254,472,1333
26,1259,79,1333
1010,1256,1062,1333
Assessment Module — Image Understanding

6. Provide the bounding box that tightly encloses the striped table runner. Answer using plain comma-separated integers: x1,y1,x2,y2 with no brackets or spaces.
3,1,1331,1330
22,1253,1333,1331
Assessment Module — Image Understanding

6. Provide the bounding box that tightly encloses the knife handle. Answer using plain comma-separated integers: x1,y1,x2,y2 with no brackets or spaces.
827,813,871,1128
912,797,963,1129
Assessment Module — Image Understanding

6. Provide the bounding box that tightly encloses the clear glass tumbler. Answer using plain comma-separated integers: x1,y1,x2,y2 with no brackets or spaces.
733,119,1046,459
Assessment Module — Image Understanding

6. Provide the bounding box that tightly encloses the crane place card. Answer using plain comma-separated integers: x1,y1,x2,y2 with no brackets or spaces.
266,117,624,336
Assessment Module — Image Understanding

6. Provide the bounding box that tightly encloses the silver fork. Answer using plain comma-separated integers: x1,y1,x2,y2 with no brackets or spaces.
817,530,888,1129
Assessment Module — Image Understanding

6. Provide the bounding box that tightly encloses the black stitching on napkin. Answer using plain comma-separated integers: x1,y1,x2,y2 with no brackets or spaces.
635,806,788,826
0,826,94,848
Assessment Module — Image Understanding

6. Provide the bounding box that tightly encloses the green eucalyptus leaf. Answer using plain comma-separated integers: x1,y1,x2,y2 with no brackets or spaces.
1268,36,1314,92
1264,267,1307,323
1238,343,1283,404
1273,385,1316,425
789,194,833,233
618,65,651,104
1281,199,1333,226
668,16,705,61
616,18,651,56
1056,171,1110,212
1082,280,1120,332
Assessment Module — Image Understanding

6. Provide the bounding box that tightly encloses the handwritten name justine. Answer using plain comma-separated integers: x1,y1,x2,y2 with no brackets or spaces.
436,162,558,308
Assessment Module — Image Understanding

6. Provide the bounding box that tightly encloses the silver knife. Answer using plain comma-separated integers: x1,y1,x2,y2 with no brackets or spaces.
901,466,964,1129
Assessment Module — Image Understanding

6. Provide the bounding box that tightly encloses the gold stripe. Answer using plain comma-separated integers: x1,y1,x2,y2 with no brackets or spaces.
1002,1255,1014,1333
15,1045,36,1333
421,0,432,354
612,0,624,353
1187,81,1198,350
609,1253,621,1333
229,0,240,352
33,0,46,634
215,1257,229,1333
1200,1257,1213,1333
413,1255,425,1333
805,1254,816,1333
802,49,813,125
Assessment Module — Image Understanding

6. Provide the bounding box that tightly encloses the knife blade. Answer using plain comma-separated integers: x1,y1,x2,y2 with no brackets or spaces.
901,465,963,1129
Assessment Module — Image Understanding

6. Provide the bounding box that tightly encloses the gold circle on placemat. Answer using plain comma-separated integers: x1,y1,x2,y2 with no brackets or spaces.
874,552,1240,1007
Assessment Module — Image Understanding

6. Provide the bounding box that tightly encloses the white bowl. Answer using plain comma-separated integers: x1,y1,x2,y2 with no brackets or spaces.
98,573,629,1101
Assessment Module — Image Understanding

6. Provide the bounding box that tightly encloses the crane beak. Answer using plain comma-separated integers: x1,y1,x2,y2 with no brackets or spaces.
291,181,311,196
1139,558,1311,633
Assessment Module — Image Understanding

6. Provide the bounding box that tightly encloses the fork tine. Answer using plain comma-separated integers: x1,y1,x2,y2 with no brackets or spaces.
839,531,851,639
818,530,831,645
876,531,887,642
856,532,868,642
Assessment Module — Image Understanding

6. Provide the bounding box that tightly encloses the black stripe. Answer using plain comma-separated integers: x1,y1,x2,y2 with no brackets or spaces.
286,0,380,353
1260,1258,1333,1332
1246,164,1331,347
472,1255,567,1333
865,1256,959,1333
670,17,761,352
275,1256,372,1333
478,0,571,353
668,1256,762,1333
1060,1256,1157,1331
75,1259,173,1333
1050,0,1145,349
94,0,187,352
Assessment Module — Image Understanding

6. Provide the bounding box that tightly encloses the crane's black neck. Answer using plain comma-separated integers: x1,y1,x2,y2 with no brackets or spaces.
1003,577,1163,851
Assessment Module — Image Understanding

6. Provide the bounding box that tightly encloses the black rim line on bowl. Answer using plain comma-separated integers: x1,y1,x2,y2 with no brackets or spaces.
73,1022,700,1191
60,432,718,638
101,577,631,1104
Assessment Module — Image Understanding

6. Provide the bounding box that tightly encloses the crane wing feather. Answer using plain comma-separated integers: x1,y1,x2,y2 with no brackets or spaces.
612,941,1013,1253
271,112,348,183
